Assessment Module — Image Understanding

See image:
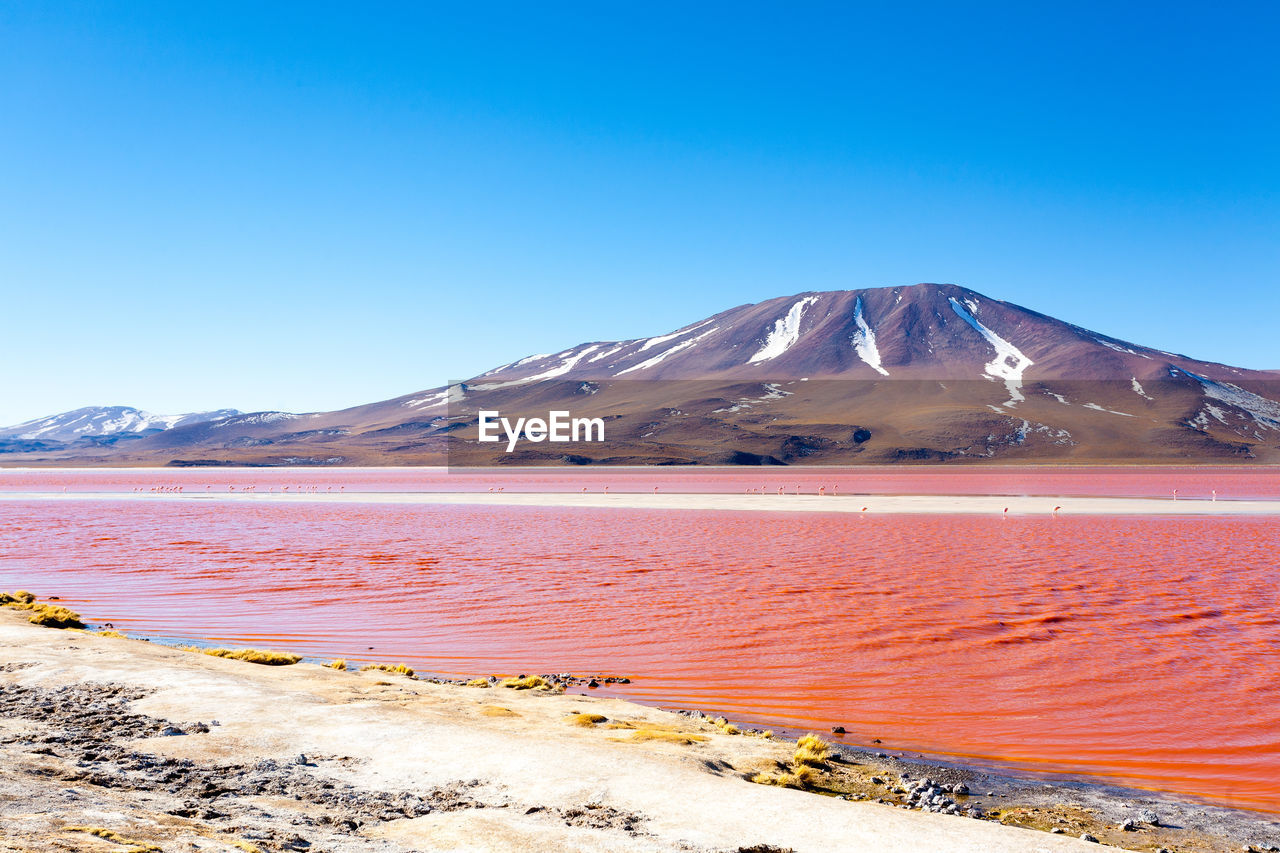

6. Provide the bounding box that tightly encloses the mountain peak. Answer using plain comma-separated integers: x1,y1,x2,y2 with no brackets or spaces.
0,406,242,443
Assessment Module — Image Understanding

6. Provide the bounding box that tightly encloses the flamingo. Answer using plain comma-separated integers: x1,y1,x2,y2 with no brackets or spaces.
1212,489,1217,502
1053,505,1062,515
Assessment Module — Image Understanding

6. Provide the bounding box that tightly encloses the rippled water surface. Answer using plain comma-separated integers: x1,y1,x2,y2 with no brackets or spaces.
2,468,1278,812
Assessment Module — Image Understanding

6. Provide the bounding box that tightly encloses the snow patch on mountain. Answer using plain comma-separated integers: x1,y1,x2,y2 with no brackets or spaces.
474,346,600,389
1131,378,1153,400
615,327,719,376
1176,369,1280,431
212,412,296,429
747,296,818,363
637,319,714,353
851,296,889,376
588,344,625,363
403,390,450,409
948,298,1034,406
1094,337,1150,358
1082,403,1135,418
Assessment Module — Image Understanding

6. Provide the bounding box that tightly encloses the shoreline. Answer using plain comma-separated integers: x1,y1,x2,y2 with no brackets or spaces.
3,607,1280,852
7,489,1280,515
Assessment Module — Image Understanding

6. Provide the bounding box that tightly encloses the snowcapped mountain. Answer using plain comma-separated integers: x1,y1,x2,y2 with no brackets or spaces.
0,406,241,443
465,284,1253,386
6,284,1279,465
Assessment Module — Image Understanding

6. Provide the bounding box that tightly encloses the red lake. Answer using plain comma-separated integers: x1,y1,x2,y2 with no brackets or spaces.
2,467,1278,812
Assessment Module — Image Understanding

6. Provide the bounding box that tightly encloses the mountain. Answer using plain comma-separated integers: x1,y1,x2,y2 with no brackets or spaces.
5,284,1279,466
0,407,241,446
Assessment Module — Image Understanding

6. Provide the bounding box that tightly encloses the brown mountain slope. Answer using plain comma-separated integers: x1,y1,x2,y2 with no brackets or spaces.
6,284,1279,466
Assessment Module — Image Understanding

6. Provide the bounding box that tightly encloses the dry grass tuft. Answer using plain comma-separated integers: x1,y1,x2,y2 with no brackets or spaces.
178,646,301,665
62,826,161,852
231,841,264,853
628,729,709,745
361,662,415,677
326,659,347,670
480,706,518,717
464,678,491,687
793,734,832,767
96,630,128,639
500,674,551,690
25,604,86,629
569,712,608,727
2,592,86,629
711,716,741,735
750,764,818,790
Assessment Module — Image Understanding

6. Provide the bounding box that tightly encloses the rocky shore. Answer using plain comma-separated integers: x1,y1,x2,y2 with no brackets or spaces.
2,603,1278,852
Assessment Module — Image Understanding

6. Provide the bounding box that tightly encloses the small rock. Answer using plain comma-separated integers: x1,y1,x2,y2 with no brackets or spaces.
1121,818,1138,831
1051,827,1064,834
159,726,185,737
869,776,884,785
1140,809,1160,825
295,754,309,766
587,680,600,689
1081,834,1099,843
953,784,969,795
831,726,845,734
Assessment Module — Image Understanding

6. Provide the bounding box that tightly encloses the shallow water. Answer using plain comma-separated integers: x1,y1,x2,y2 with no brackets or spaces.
2,464,1279,499
1,468,1278,812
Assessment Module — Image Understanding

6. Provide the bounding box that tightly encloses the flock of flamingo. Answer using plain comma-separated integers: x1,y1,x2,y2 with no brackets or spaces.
83,480,1220,516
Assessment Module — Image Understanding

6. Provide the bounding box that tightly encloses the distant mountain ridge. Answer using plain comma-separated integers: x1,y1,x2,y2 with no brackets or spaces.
5,284,1279,465
0,406,241,443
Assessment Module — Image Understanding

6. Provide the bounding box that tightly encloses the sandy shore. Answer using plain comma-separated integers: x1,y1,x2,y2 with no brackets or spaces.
9,490,1280,515
5,609,1280,852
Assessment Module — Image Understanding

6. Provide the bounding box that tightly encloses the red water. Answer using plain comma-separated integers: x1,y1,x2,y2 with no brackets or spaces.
2,469,1279,813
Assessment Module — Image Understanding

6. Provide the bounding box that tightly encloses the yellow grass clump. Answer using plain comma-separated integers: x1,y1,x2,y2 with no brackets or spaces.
629,729,708,745
361,663,415,677
26,604,86,629
178,646,301,665
711,716,741,735
231,841,264,853
568,712,608,727
63,826,161,852
793,733,832,767
751,764,817,790
464,678,491,687
96,630,128,639
326,659,347,670
480,706,518,717
500,675,552,690
2,591,86,629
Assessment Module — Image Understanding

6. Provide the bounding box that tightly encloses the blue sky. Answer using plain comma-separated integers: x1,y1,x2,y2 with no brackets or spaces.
2,2,1277,424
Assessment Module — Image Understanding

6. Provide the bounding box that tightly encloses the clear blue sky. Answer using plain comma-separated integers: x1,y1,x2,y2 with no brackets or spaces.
2,2,1277,424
